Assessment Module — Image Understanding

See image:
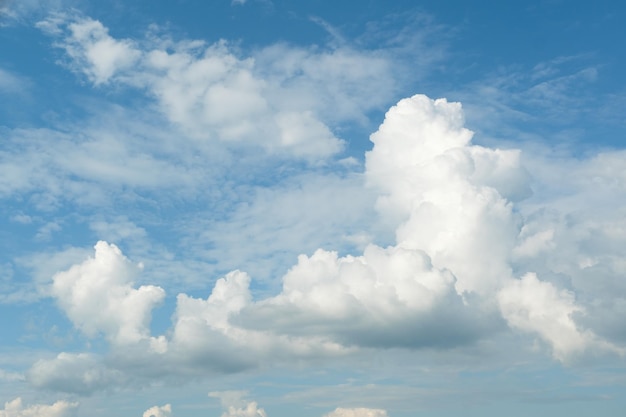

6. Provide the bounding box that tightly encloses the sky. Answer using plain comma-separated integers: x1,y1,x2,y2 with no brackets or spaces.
1,0,626,416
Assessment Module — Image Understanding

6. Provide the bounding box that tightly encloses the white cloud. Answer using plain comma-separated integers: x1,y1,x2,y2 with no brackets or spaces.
0,398,77,417
323,408,388,417
167,269,350,374
36,14,408,159
31,97,485,375
29,94,626,395
503,145,626,349
50,241,165,345
365,95,526,295
179,95,622,360
254,43,396,125
143,404,172,417
498,273,623,362
0,116,206,210
138,39,348,159
240,245,481,349
48,16,140,85
1,4,624,415
273,111,343,157
27,352,124,395
209,392,267,417
221,401,267,417
209,393,390,417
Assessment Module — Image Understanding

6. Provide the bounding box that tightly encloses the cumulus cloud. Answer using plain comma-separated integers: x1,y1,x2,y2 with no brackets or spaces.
1,11,411,222
143,404,172,417
27,352,124,395
0,115,207,211
209,392,267,417
323,408,388,417
360,95,621,359
35,13,407,160
240,246,483,349
149,403,390,417
236,95,522,347
200,96,619,360
0,397,78,417
165,269,350,375
365,95,526,295
37,15,360,159
36,94,625,395
50,241,165,345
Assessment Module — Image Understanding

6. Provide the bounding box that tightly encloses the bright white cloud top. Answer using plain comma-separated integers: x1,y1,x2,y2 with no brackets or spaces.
1,1,626,417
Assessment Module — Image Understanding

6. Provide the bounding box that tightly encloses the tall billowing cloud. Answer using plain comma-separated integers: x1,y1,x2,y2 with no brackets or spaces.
237,95,574,356
28,352,124,394
365,95,527,295
140,399,388,417
497,273,623,362
36,95,623,395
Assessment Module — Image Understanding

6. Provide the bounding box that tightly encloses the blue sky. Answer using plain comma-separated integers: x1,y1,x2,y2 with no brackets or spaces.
1,1,626,416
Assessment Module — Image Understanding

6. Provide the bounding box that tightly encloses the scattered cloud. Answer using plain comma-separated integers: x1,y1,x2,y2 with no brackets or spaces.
50,241,165,346
209,392,267,417
143,404,172,417
24,94,625,396
0,67,29,94
0,397,78,417
36,14,400,159
220,401,267,417
498,273,623,362
3,5,626,415
27,352,124,395
323,408,388,417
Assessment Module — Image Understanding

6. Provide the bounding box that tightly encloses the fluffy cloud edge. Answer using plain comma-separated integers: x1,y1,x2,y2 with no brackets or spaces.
0,397,78,417
28,94,625,396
